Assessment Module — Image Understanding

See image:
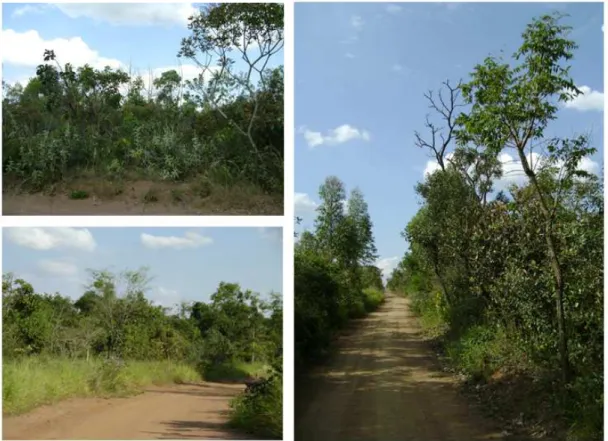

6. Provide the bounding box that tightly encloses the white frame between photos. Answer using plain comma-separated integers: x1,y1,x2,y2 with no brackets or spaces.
0,0,607,440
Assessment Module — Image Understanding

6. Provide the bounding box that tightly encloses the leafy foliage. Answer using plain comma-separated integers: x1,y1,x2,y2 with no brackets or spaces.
3,267,283,437
388,13,602,441
3,3,283,195
295,176,384,367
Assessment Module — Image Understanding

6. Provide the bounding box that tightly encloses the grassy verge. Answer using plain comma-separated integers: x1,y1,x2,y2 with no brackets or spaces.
362,287,385,312
203,360,269,383
3,357,201,415
201,359,283,439
404,289,601,441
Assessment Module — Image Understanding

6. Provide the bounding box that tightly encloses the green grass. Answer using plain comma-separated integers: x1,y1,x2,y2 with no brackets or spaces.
408,290,449,338
444,325,515,381
407,289,602,441
203,360,269,383
362,287,385,312
3,357,201,415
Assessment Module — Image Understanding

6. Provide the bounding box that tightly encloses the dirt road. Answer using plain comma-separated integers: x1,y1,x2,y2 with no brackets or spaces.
295,293,506,441
3,382,248,440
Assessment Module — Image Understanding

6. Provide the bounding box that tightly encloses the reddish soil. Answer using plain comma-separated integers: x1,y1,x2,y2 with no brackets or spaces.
3,180,282,215
3,382,249,440
295,293,507,441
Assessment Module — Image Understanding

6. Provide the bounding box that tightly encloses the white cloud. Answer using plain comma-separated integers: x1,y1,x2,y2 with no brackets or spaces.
564,85,604,112
497,152,599,187
54,3,196,27
12,4,48,17
577,156,601,176
423,152,455,178
2,29,122,70
259,227,282,243
123,63,220,98
140,231,213,249
376,256,400,281
423,151,600,190
150,64,207,83
445,3,462,11
351,15,364,30
9,76,36,88
150,286,182,312
392,64,412,75
345,53,355,59
385,4,403,14
38,259,78,276
497,152,539,187
295,193,318,214
301,129,324,148
299,124,371,148
7,228,96,252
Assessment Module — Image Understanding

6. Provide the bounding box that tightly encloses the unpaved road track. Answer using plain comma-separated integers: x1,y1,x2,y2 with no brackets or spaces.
3,382,248,440
295,293,505,441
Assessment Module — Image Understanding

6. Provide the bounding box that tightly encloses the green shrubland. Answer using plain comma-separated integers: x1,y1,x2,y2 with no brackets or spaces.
3,266,282,438
2,3,284,206
295,178,385,367
388,13,602,441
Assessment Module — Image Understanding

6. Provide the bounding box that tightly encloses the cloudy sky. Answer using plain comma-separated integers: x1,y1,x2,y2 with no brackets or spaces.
294,2,604,279
2,3,283,90
3,227,283,307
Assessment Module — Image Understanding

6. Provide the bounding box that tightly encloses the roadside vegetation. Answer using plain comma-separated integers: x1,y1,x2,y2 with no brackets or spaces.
2,267,283,439
295,177,385,368
2,3,284,214
387,13,602,441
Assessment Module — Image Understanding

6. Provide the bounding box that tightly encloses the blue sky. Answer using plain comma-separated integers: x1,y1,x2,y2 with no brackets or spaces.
3,227,283,307
2,3,283,91
294,2,604,279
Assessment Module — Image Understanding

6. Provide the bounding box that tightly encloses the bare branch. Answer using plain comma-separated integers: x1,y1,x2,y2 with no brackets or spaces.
414,79,464,171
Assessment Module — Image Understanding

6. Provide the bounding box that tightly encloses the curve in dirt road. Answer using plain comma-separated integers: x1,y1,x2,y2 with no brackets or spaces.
295,293,507,441
3,382,248,440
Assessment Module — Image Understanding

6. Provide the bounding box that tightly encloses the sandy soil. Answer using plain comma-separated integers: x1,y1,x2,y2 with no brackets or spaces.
3,382,249,440
295,293,507,441
3,180,282,215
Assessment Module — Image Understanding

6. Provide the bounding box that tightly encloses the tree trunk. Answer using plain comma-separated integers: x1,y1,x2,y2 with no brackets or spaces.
545,224,570,384
516,145,570,384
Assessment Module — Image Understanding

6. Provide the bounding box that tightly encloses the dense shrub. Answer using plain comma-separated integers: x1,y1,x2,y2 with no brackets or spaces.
388,13,603,440
3,269,283,427
230,358,283,439
2,4,284,195
362,287,384,312
294,178,384,368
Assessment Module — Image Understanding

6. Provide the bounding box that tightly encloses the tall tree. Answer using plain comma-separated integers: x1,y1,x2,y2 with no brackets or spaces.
315,176,347,260
179,3,284,160
456,12,595,382
346,187,378,266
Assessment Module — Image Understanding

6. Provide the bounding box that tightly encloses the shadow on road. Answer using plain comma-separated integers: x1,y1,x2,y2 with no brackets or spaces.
145,416,244,440
147,382,242,398
295,295,525,441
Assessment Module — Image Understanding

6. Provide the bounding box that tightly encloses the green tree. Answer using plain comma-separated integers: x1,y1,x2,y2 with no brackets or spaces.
315,176,347,260
346,187,378,266
456,13,595,382
179,3,284,160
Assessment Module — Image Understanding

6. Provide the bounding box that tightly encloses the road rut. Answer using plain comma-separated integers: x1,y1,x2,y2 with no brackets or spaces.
3,382,247,440
295,293,505,441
